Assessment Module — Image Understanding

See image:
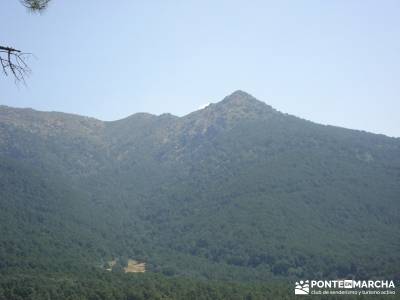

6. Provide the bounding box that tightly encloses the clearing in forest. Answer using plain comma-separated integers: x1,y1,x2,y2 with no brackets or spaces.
124,259,146,273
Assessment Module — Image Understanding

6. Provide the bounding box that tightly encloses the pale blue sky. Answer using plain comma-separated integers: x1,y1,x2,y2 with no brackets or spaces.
1,0,399,136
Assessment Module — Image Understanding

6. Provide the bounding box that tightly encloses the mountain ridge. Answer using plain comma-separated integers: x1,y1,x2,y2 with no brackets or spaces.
1,91,398,140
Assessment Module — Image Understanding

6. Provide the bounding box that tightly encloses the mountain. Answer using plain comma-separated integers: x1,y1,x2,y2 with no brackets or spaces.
0,91,399,299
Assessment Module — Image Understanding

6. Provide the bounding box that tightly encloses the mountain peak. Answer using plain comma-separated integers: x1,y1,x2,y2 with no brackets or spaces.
180,91,279,137
221,90,257,104
226,89,254,98
185,90,278,122
215,90,276,116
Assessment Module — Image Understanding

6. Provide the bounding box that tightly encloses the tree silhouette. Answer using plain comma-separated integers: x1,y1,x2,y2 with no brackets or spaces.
0,0,51,83
21,0,51,11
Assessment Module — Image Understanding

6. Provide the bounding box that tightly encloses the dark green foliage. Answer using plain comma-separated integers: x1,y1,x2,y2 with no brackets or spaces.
0,91,399,298
0,271,286,300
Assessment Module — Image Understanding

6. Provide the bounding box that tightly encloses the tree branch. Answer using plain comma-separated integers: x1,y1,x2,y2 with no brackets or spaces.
0,46,31,83
1,1,51,83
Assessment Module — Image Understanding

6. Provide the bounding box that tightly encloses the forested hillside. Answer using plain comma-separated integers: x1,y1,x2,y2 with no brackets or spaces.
0,91,399,299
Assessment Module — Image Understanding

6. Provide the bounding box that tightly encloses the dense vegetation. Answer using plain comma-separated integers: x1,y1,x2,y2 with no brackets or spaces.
0,91,399,298
0,271,287,300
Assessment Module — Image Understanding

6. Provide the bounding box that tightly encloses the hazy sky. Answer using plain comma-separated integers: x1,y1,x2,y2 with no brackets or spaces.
1,0,399,137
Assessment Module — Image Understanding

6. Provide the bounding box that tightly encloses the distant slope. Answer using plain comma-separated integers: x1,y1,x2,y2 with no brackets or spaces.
0,91,399,283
